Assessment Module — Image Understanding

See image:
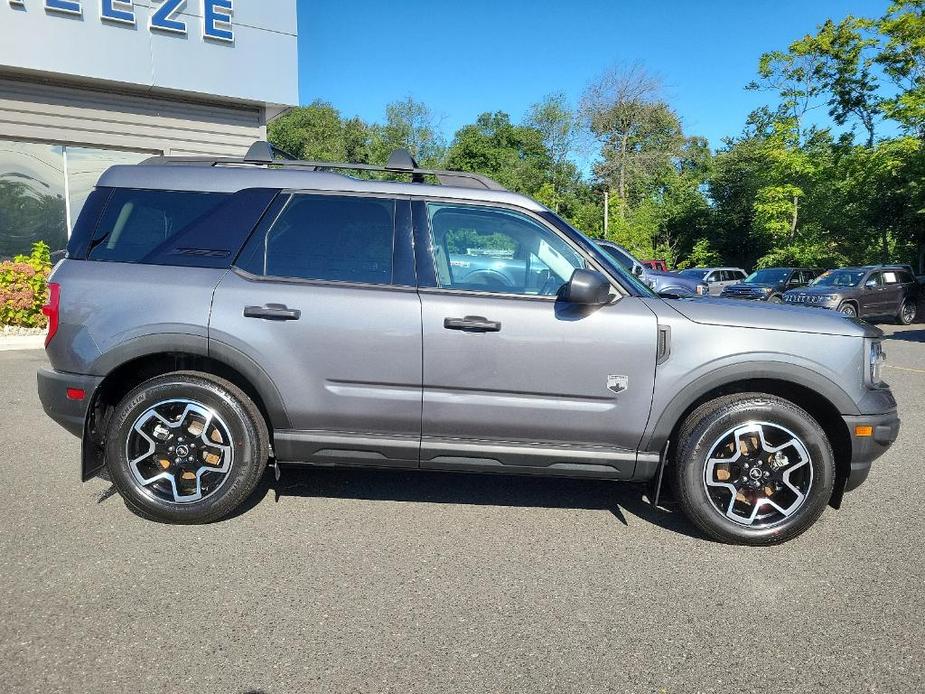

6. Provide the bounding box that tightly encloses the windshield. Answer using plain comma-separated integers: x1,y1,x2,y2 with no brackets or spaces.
811,270,865,287
679,269,708,280
537,212,656,297
744,269,789,284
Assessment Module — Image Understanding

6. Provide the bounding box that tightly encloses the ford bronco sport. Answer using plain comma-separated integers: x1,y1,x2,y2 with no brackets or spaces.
37,143,900,545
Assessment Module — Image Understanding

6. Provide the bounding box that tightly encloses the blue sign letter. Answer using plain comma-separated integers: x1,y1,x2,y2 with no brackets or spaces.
45,0,82,14
101,0,135,25
203,0,233,43
150,0,187,34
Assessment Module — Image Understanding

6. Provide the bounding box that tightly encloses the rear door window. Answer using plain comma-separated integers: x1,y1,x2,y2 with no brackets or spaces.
237,194,396,285
87,189,229,262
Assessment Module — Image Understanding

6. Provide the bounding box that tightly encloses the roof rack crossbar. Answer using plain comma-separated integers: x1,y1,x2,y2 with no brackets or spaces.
140,142,507,191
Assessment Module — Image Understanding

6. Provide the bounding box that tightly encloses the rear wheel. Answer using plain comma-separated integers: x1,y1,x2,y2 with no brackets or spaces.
897,298,916,325
673,393,835,545
105,372,269,524
838,302,858,317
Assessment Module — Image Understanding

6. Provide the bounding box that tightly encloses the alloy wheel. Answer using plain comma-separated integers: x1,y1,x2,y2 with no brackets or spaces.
125,399,234,504
901,300,916,324
702,422,813,528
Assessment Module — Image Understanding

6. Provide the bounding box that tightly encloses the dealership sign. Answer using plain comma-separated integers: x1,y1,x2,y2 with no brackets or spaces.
8,0,235,42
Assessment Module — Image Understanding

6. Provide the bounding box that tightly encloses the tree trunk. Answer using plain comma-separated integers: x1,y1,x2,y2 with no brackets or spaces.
790,195,799,239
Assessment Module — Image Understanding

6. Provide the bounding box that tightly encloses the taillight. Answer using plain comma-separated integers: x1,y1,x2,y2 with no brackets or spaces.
42,282,60,348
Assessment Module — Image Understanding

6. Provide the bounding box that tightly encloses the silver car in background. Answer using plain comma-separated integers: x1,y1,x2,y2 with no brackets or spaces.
679,267,748,295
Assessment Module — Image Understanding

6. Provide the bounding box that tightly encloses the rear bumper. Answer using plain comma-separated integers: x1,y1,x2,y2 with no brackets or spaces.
840,410,900,492
36,368,102,438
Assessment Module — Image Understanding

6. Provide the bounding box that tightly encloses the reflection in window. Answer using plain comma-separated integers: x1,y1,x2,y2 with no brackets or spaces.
65,147,149,230
0,141,67,259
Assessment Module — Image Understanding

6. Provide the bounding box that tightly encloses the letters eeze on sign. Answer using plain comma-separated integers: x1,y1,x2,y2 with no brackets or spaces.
35,1,234,42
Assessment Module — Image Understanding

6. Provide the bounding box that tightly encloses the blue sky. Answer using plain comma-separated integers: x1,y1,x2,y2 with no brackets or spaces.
296,0,892,151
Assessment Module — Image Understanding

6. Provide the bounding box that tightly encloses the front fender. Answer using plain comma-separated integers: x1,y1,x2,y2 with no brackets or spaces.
641,357,860,454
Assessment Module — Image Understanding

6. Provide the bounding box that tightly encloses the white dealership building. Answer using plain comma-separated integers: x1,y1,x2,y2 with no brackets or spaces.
0,0,299,258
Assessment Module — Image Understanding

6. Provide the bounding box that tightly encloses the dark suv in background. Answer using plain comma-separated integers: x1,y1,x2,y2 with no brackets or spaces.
722,268,820,303
783,265,919,323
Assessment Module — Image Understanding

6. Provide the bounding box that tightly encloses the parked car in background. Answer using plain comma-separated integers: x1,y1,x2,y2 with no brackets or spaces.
642,259,669,272
783,265,919,324
721,268,821,303
595,241,708,297
678,267,748,296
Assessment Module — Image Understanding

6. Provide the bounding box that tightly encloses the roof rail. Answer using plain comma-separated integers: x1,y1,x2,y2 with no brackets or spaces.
140,141,507,191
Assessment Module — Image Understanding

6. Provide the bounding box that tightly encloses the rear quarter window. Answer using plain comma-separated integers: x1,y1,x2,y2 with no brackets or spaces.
87,189,229,263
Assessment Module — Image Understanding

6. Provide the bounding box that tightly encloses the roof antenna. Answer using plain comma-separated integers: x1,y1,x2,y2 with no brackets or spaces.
244,141,275,164
386,148,425,183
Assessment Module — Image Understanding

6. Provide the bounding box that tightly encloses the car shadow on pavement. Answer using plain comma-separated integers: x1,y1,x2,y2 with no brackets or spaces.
883,328,925,343
230,466,706,541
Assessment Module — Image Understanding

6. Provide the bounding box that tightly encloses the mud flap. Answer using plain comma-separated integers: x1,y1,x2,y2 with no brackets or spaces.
81,416,106,482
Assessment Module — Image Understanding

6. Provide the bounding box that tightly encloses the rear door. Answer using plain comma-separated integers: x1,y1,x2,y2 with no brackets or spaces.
210,193,423,466
880,270,903,314
413,200,658,479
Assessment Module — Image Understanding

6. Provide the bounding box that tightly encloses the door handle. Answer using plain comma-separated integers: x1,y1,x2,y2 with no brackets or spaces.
244,304,301,321
444,316,502,332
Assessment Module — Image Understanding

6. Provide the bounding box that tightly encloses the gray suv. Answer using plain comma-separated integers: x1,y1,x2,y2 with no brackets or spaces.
783,265,919,324
36,144,899,545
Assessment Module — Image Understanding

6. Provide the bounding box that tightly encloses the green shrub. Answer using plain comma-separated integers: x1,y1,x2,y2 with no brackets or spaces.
0,241,53,328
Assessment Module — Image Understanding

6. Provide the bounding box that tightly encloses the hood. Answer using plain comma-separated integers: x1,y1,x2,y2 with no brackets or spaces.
665,296,880,338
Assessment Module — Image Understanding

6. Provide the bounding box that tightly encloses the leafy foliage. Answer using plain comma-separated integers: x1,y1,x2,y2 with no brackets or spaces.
268,5,925,273
0,241,52,327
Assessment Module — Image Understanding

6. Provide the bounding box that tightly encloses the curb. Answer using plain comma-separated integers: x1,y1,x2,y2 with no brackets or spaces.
0,335,46,352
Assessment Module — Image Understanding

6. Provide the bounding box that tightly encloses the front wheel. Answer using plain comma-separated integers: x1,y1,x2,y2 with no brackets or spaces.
105,372,269,524
768,294,783,304
838,302,858,317
673,393,835,545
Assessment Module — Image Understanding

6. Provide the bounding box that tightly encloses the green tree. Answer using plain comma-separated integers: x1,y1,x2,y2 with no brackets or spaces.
369,97,446,167
876,0,925,138
268,100,371,162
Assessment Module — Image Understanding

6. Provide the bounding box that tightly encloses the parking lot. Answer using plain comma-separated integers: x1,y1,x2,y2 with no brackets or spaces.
1,324,923,694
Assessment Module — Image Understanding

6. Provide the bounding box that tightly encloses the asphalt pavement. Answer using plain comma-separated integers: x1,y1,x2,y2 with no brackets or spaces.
1,324,923,693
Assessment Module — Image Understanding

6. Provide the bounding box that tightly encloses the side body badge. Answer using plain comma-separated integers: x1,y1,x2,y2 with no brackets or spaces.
607,374,629,394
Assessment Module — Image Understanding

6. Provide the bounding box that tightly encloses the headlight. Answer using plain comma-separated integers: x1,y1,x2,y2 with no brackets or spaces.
867,340,886,387
821,294,839,303
760,287,773,294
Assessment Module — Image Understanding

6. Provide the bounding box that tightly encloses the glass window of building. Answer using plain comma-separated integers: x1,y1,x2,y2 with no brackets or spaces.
0,140,67,259
64,147,150,232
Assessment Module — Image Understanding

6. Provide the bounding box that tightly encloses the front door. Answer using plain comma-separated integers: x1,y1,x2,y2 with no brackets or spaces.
210,193,422,466
859,271,884,315
414,201,658,479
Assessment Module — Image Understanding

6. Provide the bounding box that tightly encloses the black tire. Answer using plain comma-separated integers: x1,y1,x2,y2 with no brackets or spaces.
105,371,269,524
897,298,916,325
838,302,858,317
768,294,783,304
673,393,835,545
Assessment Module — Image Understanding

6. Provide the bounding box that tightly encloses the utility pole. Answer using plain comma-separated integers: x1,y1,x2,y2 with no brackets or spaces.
604,190,609,237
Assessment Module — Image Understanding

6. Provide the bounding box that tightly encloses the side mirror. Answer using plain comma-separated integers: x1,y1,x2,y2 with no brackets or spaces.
632,264,644,277
560,269,611,305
